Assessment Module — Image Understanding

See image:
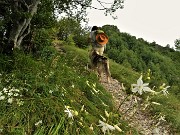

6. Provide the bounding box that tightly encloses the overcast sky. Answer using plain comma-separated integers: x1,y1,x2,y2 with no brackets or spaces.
87,0,180,48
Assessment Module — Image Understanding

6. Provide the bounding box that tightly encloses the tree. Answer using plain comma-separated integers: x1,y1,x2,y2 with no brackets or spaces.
174,38,180,51
0,0,40,54
0,0,124,54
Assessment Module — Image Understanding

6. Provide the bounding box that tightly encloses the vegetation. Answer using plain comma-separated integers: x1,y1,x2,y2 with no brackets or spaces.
174,38,180,51
0,0,124,54
0,0,180,134
0,45,140,134
101,25,180,133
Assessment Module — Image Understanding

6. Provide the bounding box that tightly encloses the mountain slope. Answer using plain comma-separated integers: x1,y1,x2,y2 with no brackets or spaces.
0,44,138,134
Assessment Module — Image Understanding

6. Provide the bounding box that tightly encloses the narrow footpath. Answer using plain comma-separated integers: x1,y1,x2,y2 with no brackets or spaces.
101,77,172,135
53,43,172,135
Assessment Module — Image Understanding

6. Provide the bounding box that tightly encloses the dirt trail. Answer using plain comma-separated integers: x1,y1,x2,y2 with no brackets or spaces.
53,44,172,135
100,77,172,135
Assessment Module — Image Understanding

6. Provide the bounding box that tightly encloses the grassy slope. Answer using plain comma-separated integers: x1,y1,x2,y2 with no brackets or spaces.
0,44,179,134
0,45,139,135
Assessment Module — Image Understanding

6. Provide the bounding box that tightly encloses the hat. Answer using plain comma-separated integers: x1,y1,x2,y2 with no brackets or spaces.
96,33,109,45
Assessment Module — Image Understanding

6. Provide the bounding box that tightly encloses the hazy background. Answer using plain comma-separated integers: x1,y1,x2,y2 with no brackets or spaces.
87,0,180,48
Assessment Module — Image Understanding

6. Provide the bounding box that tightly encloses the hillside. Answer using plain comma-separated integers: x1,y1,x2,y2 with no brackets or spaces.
102,25,180,134
1,41,179,134
0,44,141,134
1,1,180,134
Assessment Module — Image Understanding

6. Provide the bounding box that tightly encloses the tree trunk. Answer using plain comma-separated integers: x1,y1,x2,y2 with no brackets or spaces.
8,0,40,51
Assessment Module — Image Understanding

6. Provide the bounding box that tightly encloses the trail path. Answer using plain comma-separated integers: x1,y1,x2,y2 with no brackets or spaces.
54,44,172,135
100,77,172,135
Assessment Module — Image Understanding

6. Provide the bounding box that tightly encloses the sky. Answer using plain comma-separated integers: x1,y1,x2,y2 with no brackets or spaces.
87,0,180,48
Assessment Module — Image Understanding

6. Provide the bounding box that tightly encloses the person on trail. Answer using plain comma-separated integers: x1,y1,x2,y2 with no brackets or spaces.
88,26,109,69
88,26,108,56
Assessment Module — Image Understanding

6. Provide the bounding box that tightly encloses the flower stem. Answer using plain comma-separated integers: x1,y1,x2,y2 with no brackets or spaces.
116,94,131,113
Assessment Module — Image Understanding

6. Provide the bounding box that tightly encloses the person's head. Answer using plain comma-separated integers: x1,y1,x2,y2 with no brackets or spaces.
91,26,98,31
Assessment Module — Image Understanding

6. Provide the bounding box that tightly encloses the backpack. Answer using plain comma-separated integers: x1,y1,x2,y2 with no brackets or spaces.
95,30,109,46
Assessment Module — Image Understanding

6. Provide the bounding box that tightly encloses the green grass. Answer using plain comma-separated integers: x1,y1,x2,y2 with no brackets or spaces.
151,93,180,133
0,46,138,134
0,44,180,134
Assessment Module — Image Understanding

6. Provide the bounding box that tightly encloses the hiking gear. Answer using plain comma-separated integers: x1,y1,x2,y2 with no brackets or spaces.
96,33,109,45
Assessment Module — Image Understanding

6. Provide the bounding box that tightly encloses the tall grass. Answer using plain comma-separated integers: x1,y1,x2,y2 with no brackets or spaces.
0,46,138,134
0,44,179,134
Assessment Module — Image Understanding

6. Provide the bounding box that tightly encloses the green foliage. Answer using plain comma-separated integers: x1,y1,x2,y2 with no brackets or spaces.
57,17,89,48
32,28,54,53
174,38,180,51
101,24,180,134
151,94,180,133
110,60,139,88
0,0,124,53
31,0,56,29
0,45,137,134
103,24,179,89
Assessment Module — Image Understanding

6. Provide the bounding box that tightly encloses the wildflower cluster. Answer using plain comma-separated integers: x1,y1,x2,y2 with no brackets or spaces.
129,74,170,132
131,75,170,97
0,87,24,105
159,83,170,96
86,80,100,94
98,110,122,134
131,75,155,95
64,106,78,120
63,103,122,135
35,120,43,126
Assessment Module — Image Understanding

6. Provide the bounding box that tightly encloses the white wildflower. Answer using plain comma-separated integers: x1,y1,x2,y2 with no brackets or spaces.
14,89,20,92
8,92,13,96
114,125,122,132
105,110,110,118
3,88,8,93
142,103,150,110
121,83,125,90
0,96,5,100
71,84,75,88
134,96,138,104
73,110,78,116
98,120,115,134
151,102,161,105
17,99,24,106
14,93,19,97
35,120,42,126
89,124,94,131
100,115,106,122
80,105,84,112
86,80,90,87
161,86,170,96
64,106,74,119
92,87,99,93
84,110,89,115
49,90,53,94
92,83,96,88
131,75,155,95
159,115,166,122
7,98,13,104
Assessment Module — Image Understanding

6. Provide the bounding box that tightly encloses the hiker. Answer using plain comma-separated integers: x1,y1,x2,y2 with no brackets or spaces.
88,26,108,56
88,26,109,70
